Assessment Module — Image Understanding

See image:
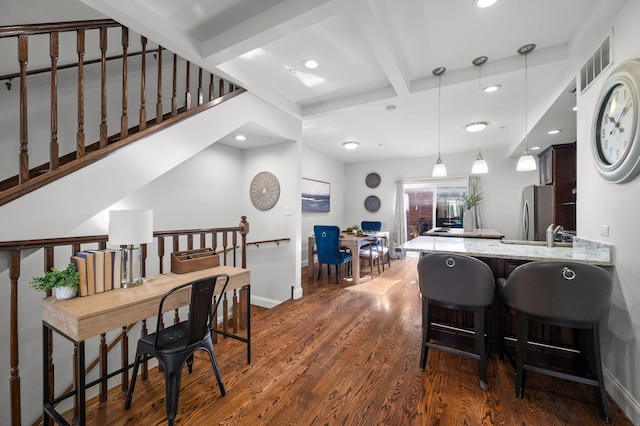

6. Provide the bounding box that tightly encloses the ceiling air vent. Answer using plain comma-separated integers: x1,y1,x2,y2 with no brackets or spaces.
579,33,612,94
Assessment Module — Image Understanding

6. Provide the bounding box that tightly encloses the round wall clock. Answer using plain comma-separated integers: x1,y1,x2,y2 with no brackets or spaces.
592,58,640,183
365,172,381,188
364,195,381,212
250,171,280,210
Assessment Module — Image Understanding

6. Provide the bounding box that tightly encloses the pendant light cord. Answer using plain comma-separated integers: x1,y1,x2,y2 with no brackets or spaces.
438,74,441,157
524,52,528,150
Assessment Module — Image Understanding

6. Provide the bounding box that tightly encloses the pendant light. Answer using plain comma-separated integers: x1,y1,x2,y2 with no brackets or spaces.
471,56,489,174
432,66,447,177
516,43,537,172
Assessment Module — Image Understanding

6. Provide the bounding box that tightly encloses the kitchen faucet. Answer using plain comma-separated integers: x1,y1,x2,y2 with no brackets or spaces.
546,224,564,247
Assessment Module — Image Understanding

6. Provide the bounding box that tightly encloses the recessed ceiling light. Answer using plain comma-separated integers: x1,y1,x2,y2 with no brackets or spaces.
476,0,498,8
343,141,359,150
302,59,318,69
531,146,541,151
235,134,246,141
483,84,501,93
548,129,562,135
572,106,578,111
465,121,488,132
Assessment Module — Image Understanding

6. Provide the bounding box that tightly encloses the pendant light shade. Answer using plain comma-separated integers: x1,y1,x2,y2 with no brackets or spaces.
516,43,537,172
432,156,447,177
471,149,489,174
432,66,447,177
516,149,537,171
471,56,489,175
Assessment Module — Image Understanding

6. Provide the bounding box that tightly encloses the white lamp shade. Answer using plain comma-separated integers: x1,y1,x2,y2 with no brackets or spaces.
432,162,447,177
109,210,154,245
516,154,537,171
471,158,489,174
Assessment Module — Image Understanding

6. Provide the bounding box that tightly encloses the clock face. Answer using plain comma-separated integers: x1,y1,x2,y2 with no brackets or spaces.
597,82,634,167
592,58,640,183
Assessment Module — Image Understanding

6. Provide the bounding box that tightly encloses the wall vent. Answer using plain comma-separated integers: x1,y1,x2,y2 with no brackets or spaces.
579,33,612,94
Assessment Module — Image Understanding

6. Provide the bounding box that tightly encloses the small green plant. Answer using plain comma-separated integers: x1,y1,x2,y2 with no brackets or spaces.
460,183,484,210
346,224,362,234
30,263,80,292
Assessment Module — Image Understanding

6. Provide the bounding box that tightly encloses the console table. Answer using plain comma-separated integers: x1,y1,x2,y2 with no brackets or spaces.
42,265,250,425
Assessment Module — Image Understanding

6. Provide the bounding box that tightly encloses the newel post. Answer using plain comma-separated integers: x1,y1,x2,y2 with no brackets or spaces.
240,216,249,269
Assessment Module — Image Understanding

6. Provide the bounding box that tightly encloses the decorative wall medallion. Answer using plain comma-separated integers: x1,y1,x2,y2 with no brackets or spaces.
364,195,381,212
250,171,280,210
365,172,381,188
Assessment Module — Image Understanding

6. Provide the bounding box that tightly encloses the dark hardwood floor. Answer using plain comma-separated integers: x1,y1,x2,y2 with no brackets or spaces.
80,255,632,425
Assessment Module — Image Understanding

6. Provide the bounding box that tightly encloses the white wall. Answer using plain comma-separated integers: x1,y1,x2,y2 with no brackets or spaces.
344,147,538,242
243,141,302,305
575,1,640,422
300,146,346,267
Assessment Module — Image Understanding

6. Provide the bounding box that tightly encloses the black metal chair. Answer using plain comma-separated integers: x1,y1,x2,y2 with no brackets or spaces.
417,252,495,390
124,274,230,425
497,261,613,422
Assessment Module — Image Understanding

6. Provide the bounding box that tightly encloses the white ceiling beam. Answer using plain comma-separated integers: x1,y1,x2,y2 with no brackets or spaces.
216,62,303,119
201,0,364,65
77,0,202,61
349,0,410,96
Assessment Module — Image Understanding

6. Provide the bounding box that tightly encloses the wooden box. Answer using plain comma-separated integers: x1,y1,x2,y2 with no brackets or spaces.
171,248,219,274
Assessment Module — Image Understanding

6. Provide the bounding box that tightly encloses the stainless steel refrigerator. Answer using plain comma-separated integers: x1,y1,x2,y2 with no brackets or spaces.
522,184,553,241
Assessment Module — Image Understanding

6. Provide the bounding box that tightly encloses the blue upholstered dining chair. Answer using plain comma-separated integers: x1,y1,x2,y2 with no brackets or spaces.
361,221,382,232
314,225,352,284
361,221,390,270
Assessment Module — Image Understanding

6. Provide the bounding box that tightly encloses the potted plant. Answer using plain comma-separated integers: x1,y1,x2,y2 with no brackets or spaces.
30,262,80,300
460,183,483,232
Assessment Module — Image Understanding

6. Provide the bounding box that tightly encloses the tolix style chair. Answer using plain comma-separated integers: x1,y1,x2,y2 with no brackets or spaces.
125,274,230,425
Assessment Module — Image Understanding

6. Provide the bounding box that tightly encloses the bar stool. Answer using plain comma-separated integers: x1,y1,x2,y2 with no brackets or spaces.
417,252,495,390
498,261,613,422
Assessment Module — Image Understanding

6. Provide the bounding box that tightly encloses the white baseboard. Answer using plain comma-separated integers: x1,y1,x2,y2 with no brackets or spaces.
250,294,282,309
604,366,640,424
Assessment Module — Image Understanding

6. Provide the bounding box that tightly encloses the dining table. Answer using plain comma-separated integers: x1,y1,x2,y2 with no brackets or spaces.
308,231,389,283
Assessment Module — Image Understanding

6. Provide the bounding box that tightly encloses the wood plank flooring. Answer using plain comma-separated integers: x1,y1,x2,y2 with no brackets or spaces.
80,255,632,425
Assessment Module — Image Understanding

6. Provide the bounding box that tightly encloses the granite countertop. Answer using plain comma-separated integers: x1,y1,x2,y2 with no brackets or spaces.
425,228,504,239
400,236,614,266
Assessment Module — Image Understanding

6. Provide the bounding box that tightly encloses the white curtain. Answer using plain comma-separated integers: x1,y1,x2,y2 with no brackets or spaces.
390,180,407,258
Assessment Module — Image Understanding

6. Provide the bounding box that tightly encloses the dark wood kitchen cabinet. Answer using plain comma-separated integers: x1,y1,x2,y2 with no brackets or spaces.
538,142,576,231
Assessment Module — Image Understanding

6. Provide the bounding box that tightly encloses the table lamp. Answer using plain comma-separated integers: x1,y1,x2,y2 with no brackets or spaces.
108,210,153,288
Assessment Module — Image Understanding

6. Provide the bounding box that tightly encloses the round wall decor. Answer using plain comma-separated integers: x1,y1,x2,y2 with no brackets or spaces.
592,57,640,183
250,171,280,210
365,172,381,188
364,195,381,212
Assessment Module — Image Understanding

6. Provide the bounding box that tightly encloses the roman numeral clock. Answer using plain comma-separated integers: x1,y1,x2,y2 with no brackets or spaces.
592,57,640,183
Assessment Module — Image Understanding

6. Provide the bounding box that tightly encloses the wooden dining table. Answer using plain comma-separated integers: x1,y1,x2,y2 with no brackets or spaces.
308,231,389,283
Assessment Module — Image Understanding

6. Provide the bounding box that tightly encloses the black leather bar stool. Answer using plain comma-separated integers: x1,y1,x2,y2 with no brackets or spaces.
417,252,495,390
497,261,613,422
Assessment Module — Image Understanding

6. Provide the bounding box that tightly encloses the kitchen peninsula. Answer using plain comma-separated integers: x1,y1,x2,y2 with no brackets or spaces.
401,235,614,270
402,235,614,360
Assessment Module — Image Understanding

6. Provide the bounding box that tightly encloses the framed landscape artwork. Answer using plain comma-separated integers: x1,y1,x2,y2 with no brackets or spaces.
301,178,330,212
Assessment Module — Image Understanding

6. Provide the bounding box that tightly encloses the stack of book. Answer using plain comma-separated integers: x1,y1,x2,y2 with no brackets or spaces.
70,249,122,296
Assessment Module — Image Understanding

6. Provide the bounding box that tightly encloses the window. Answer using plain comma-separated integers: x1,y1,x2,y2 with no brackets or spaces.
404,177,469,240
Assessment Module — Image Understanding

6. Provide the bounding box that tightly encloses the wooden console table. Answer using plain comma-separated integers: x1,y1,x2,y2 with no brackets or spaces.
42,265,250,425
